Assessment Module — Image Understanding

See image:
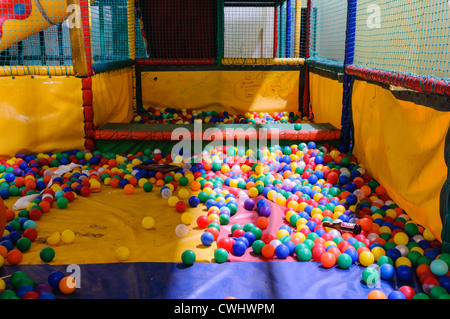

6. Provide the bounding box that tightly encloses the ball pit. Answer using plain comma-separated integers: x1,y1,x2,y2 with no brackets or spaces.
0,141,447,299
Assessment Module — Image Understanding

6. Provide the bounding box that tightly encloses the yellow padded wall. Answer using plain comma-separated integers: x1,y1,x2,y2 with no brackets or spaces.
0,76,84,158
92,68,134,128
352,80,450,242
309,71,343,129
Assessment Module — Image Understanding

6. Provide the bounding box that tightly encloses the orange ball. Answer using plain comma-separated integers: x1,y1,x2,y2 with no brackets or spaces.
357,218,373,232
124,184,134,195
261,244,275,258
367,290,387,299
0,245,7,258
320,252,337,268
256,217,269,230
59,276,77,294
190,181,201,191
6,249,23,265
109,178,120,188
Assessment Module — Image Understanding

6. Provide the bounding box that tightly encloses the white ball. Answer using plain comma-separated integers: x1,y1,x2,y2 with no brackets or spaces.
175,224,189,238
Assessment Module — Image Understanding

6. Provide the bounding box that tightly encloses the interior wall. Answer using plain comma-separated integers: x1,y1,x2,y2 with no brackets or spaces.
0,75,84,158
351,79,450,242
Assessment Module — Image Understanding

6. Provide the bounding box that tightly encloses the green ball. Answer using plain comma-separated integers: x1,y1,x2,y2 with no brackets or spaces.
9,271,28,288
294,123,302,130
413,293,430,299
214,248,228,264
297,247,312,262
243,223,255,232
250,226,262,240
429,286,448,299
377,255,394,266
227,203,238,216
181,250,196,265
0,290,18,299
337,253,353,269
16,277,34,289
16,237,31,252
362,267,380,285
252,240,265,255
40,247,55,262
404,222,418,236
231,224,243,233
143,182,153,192
56,197,69,209
219,214,230,225
208,222,220,232
178,176,188,186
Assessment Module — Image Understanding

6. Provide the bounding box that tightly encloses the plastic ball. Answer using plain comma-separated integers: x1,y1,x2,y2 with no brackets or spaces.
175,201,187,213
393,232,409,246
197,215,209,229
178,188,190,199
379,263,395,280
181,250,196,265
430,259,449,277
275,243,290,259
337,253,353,269
188,196,200,207
232,240,247,256
388,290,406,299
214,248,228,263
59,276,77,294
142,216,155,229
201,231,215,246
40,247,55,262
398,285,416,299
362,266,380,285
396,265,413,281
115,246,130,261
256,217,269,229
56,197,69,209
359,251,375,267
46,232,61,246
320,252,337,268
175,224,189,237
367,290,386,299
261,244,275,258
61,230,75,244
6,249,22,265
181,212,194,225
252,240,265,255
123,184,134,195
244,199,255,210
48,270,65,288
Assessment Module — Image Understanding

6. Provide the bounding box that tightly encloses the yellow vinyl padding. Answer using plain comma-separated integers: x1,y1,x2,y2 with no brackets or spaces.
0,76,84,158
92,68,134,128
309,71,343,129
141,70,300,115
352,80,450,242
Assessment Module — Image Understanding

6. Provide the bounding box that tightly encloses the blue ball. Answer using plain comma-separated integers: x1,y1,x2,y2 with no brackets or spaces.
438,276,450,293
236,236,249,248
48,270,65,287
39,292,56,299
275,243,290,259
388,290,406,299
0,188,10,199
380,263,395,280
243,231,256,245
396,265,413,281
344,248,359,264
232,240,247,256
279,224,291,235
386,248,401,262
16,285,33,298
188,196,200,207
200,232,215,246
283,240,296,255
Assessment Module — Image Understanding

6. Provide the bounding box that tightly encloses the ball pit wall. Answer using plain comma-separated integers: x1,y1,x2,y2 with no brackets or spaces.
91,67,134,128
308,69,343,130
0,75,85,158
138,68,302,115
350,79,450,245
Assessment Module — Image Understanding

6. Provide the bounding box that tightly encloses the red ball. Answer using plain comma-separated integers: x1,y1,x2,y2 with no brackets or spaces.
217,238,234,252
197,215,209,229
206,227,220,240
175,201,186,213
22,291,40,299
232,228,245,238
260,233,274,244
80,186,91,197
312,246,326,261
28,208,42,221
23,228,38,242
398,285,416,299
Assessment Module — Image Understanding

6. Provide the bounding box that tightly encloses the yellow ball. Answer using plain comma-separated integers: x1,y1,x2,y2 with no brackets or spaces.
423,228,435,241
115,246,130,261
61,230,75,244
142,216,155,229
393,232,409,246
276,229,290,239
359,251,375,267
248,187,259,198
292,232,305,242
47,232,61,246
178,188,190,199
395,256,412,268
168,196,179,207
285,210,295,222
208,213,220,221
0,255,4,268
181,212,194,225
378,226,392,235
275,196,286,207
371,246,386,261
287,200,298,211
